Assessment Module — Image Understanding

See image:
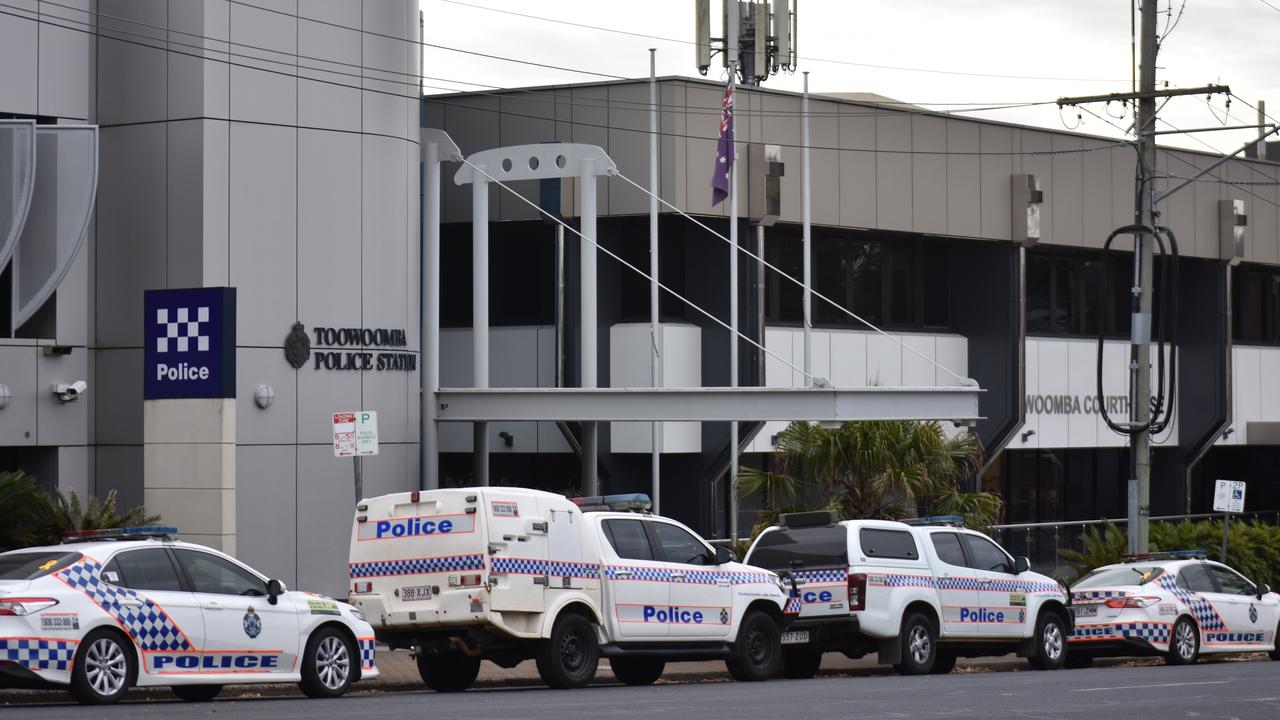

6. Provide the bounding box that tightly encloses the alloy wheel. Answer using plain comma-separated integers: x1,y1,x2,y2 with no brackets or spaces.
85,638,127,697
316,636,351,690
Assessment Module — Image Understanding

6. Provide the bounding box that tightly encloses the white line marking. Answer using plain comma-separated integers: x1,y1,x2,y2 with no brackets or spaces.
1072,680,1228,693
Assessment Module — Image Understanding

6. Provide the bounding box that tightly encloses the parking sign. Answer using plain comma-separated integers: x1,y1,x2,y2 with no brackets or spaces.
333,412,357,457
1213,479,1246,513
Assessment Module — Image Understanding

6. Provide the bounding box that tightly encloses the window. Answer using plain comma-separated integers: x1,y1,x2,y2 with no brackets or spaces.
0,552,80,580
651,522,711,565
1176,564,1216,593
102,549,183,592
962,534,1012,573
1207,565,1255,596
602,519,654,561
930,533,967,568
1072,566,1164,589
1026,248,1138,338
858,529,918,560
747,526,848,571
1233,266,1280,345
174,550,266,597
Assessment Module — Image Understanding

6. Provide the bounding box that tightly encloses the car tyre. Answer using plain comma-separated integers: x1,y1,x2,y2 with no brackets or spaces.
893,613,937,675
536,613,599,689
781,648,822,679
608,657,665,685
1165,616,1199,665
417,651,481,692
171,684,223,702
1027,611,1067,670
726,610,782,682
930,650,957,675
299,627,356,698
69,629,135,705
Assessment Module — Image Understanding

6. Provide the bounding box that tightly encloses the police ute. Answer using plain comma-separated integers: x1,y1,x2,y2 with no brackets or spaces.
347,488,792,691
0,527,378,704
744,512,1072,677
1066,551,1280,667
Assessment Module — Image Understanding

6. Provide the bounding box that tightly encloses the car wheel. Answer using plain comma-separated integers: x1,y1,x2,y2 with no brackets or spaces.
781,648,822,679
171,684,223,702
1165,617,1199,666
299,627,356,698
417,651,481,692
535,613,599,689
608,657,665,685
1028,611,1067,670
726,610,782,682
893,613,937,675
69,629,134,705
930,650,957,675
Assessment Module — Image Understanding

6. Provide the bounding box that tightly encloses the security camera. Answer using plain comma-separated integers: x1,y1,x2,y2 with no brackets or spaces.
53,380,88,403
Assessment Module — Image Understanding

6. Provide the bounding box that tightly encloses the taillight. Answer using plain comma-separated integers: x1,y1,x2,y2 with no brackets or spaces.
0,597,59,616
1104,595,1160,609
848,573,867,611
450,573,483,588
351,581,373,594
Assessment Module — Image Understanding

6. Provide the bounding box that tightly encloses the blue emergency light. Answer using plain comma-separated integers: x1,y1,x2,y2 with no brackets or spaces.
570,493,652,513
64,526,180,542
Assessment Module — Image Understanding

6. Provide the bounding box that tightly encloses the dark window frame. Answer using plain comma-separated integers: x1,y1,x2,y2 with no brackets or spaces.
858,528,920,560
602,518,658,562
101,548,186,593
647,521,713,566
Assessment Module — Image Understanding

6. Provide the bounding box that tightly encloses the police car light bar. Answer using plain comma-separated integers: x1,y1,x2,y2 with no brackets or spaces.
64,526,180,543
901,515,965,527
1120,549,1207,562
570,493,652,513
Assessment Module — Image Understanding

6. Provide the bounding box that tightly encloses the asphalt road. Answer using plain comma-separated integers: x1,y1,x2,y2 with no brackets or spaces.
4,659,1278,720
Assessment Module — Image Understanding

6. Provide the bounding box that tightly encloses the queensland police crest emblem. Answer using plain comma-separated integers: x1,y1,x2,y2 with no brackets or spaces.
720,608,730,625
243,607,262,638
1250,604,1259,624
284,322,311,369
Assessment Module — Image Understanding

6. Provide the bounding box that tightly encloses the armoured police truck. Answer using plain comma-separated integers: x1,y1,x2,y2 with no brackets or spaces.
348,488,792,691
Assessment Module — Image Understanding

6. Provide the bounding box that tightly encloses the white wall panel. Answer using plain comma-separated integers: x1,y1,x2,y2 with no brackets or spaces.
0,344,37,446
236,348,298,445
235,444,297,587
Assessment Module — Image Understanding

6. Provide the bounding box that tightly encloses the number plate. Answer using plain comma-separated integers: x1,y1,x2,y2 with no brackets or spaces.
400,585,433,602
1073,604,1098,618
780,630,810,645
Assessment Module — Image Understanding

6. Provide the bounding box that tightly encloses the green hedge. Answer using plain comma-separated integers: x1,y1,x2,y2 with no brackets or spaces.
1060,519,1280,587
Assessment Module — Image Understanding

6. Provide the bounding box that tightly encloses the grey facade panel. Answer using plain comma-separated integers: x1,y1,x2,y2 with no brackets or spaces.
298,130,363,330
874,112,911,232
946,119,981,238
1081,139,1115,248
167,121,207,290
979,123,1014,241
1051,134,1084,248
37,18,91,121
911,114,947,235
236,443,298,586
95,445,144,510
94,348,143,446
0,343,37,446
0,12,38,114
1019,131,1054,246
809,100,840,228
236,347,299,446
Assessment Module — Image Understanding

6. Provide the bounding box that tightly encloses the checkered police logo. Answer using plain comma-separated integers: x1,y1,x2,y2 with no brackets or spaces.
243,607,262,639
156,307,210,353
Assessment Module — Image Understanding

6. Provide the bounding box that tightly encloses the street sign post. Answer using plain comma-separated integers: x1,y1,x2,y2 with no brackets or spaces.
1213,479,1246,562
335,411,379,501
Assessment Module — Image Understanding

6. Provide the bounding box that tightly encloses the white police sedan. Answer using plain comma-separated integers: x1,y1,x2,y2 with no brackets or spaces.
1067,550,1280,667
0,527,377,704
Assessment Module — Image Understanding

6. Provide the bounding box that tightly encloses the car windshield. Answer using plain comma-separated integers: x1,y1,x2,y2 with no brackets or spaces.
0,551,82,580
1072,565,1164,589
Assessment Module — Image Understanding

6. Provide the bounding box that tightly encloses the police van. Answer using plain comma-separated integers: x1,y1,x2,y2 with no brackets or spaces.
744,512,1072,677
347,488,792,691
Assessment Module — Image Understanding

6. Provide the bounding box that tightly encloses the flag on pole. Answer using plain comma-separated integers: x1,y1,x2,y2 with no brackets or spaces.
711,75,735,206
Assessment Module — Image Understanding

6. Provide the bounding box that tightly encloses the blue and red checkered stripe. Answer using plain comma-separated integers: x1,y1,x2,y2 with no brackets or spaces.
348,554,485,579
1157,575,1226,630
1072,590,1131,603
1072,622,1171,644
793,568,847,585
603,566,775,585
357,637,376,670
0,638,77,672
54,559,193,651
490,557,600,578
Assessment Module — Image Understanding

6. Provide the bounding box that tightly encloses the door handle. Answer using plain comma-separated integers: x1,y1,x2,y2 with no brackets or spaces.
717,579,731,587
978,579,993,586
118,599,143,608
202,602,224,611
671,572,686,581
614,570,632,579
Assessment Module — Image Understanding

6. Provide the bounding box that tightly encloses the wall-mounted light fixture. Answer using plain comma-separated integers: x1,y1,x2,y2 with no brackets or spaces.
1021,429,1036,442
498,431,513,448
1222,427,1235,440
254,384,275,409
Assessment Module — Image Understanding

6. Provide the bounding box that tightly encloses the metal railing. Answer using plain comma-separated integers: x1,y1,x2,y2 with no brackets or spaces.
989,509,1280,573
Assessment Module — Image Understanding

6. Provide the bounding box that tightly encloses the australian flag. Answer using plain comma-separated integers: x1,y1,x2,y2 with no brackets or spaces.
711,75,735,206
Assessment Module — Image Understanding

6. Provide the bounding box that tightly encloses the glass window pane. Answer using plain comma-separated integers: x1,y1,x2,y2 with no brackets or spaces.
1207,565,1255,595
930,532,967,568
175,550,267,597
1176,564,1215,593
858,529,919,560
652,522,711,565
104,549,183,592
962,534,1012,573
0,551,80,580
603,519,654,561
1026,252,1051,334
748,526,848,570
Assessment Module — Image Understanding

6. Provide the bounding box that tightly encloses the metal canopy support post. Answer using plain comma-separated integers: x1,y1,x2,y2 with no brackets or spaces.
649,48,661,513
421,129,461,491
581,155,600,496
473,174,490,486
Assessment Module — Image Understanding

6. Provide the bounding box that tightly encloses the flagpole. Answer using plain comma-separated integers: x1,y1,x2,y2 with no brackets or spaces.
728,62,739,546
649,48,661,514
802,71,812,388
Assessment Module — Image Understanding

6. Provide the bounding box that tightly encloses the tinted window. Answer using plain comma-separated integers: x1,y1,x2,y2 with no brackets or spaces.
174,550,266,596
603,519,654,561
103,549,183,592
1072,566,1164,589
747,526,849,571
859,529,918,560
930,533,967,567
652,522,711,565
1177,564,1216,593
962,534,1012,573
0,552,80,580
1207,565,1255,596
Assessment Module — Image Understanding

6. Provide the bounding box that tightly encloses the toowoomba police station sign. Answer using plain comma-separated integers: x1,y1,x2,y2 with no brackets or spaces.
284,322,416,372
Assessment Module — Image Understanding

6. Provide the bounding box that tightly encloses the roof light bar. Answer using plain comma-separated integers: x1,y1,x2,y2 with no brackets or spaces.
1120,549,1207,562
901,515,965,527
63,526,180,542
570,493,652,513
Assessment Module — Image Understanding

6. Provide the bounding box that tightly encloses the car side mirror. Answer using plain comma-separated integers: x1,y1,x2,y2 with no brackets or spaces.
1257,583,1271,599
714,546,734,565
267,578,284,605
1013,556,1031,574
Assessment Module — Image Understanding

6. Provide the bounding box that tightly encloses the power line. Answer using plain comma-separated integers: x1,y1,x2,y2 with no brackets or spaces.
1257,0,1280,14
440,0,1128,83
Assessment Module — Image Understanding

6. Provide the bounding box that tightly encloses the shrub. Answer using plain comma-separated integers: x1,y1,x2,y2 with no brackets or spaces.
1060,519,1280,587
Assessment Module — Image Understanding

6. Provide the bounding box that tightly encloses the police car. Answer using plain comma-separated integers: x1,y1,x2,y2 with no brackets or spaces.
1067,551,1280,667
0,527,378,704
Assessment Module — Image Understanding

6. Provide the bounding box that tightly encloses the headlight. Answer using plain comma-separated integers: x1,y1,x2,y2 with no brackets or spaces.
773,575,790,595
348,606,366,622
0,597,59,615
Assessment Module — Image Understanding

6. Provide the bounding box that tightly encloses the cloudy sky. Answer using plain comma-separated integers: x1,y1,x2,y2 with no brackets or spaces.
420,0,1280,154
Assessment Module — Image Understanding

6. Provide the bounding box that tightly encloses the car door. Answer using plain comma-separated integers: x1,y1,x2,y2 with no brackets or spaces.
927,531,980,637
1204,564,1269,650
1173,562,1228,646
172,548,300,675
98,548,205,676
600,518,670,639
960,533,1027,638
649,520,732,640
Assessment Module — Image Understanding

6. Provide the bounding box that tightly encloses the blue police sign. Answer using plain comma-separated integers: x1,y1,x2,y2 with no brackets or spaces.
143,287,236,399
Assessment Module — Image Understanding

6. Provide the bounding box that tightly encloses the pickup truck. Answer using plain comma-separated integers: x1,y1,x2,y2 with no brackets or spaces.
348,488,792,690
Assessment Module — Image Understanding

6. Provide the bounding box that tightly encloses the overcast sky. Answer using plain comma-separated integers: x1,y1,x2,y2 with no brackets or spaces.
420,0,1280,155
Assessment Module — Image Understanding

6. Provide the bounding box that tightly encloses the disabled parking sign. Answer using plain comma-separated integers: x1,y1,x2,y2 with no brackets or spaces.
1213,479,1246,513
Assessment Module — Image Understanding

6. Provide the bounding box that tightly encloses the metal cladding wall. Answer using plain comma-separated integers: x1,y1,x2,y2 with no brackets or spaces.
86,1,422,597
